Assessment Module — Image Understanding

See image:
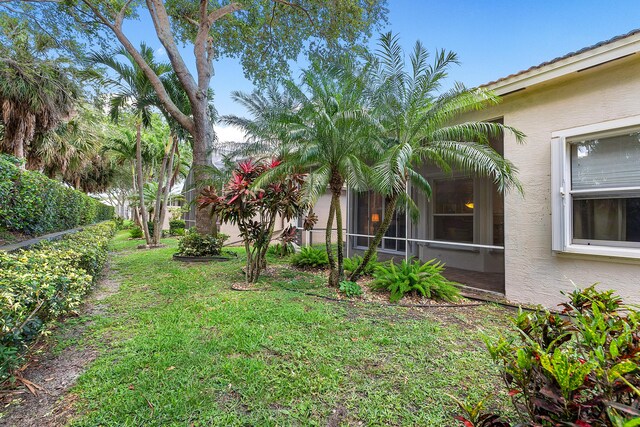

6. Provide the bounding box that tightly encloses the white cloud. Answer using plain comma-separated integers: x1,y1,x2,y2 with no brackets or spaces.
214,124,246,144
155,47,167,57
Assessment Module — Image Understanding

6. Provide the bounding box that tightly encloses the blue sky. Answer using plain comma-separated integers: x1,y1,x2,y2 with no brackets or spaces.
123,1,640,139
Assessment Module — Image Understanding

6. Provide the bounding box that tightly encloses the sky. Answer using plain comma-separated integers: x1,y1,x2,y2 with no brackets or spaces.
122,0,640,143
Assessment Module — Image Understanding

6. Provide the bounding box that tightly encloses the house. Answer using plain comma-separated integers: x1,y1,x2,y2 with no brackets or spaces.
347,29,640,307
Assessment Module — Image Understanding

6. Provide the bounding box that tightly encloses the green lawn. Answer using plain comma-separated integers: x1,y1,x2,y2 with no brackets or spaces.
66,231,515,426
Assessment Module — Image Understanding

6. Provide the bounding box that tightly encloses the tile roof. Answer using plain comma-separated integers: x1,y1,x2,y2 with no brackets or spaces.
482,28,640,88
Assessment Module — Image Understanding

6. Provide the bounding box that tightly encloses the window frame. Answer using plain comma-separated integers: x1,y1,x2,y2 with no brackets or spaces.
551,114,640,259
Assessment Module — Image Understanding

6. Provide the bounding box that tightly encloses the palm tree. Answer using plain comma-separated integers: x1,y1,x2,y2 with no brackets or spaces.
104,128,154,225
348,33,525,280
263,60,379,287
150,72,202,241
89,43,171,246
0,56,79,163
36,104,109,189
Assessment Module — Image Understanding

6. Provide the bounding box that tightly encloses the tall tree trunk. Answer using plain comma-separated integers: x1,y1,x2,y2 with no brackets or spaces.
327,171,345,287
326,191,339,287
349,193,399,281
192,104,215,235
135,121,151,246
130,163,140,225
334,191,345,284
156,135,178,245
152,134,172,245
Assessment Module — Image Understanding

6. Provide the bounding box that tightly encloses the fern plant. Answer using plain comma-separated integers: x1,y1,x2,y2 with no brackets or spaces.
291,247,329,269
371,259,460,303
344,255,378,278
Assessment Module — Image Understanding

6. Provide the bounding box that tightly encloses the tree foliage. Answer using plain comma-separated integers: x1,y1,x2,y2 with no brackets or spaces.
0,0,388,232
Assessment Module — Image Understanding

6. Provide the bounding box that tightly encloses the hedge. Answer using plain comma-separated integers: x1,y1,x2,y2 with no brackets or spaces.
0,221,116,382
0,154,114,236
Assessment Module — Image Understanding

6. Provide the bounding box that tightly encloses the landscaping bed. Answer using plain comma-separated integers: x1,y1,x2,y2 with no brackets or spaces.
0,221,117,385
10,231,513,426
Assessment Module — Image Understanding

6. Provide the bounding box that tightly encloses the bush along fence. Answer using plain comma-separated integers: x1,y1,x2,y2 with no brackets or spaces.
0,221,116,383
0,154,114,236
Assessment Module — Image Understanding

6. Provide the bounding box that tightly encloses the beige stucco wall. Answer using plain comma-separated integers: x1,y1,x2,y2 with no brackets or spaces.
461,55,640,307
219,189,347,247
300,189,347,246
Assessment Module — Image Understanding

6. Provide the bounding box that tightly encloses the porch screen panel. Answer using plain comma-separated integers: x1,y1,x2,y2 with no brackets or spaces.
433,178,474,243
355,191,406,251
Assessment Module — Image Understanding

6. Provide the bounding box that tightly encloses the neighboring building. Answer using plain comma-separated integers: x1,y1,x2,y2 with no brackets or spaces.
347,29,640,307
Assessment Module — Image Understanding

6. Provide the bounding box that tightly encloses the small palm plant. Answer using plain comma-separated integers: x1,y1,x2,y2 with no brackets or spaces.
349,33,525,280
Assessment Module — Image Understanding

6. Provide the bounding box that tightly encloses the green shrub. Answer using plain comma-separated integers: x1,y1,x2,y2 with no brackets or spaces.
0,221,116,381
176,230,229,257
147,221,154,237
344,255,379,277
169,219,186,236
339,281,363,298
485,285,640,426
371,259,459,303
113,216,124,230
0,155,113,236
129,227,143,239
291,247,329,269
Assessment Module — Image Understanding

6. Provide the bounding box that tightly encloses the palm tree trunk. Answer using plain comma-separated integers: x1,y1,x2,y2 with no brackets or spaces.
334,191,345,284
349,194,398,281
326,190,339,287
131,163,140,225
135,120,151,246
152,134,173,245
156,136,178,245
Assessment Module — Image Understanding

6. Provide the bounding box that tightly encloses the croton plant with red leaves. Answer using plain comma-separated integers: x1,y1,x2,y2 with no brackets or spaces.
198,158,316,283
463,286,640,427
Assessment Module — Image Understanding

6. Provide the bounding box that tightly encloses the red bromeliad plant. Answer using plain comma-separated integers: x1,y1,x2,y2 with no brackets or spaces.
198,158,315,283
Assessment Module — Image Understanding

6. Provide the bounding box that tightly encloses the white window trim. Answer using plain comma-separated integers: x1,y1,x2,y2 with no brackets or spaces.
551,114,640,259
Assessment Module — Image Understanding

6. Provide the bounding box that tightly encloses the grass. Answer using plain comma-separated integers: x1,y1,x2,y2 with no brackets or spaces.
66,231,515,426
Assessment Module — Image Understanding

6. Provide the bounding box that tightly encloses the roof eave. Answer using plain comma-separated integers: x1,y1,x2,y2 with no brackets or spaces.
484,32,640,97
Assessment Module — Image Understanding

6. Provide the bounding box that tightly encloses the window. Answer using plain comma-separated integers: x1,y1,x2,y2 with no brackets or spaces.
355,192,406,252
551,116,640,258
433,178,474,243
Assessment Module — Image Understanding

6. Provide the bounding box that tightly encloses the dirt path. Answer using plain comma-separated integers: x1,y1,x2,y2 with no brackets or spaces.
0,265,120,427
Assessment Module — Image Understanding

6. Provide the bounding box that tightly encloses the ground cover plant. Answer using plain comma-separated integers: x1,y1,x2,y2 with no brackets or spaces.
371,259,461,303
344,254,379,278
291,246,329,269
15,230,515,425
0,221,115,383
339,280,363,298
484,286,640,427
